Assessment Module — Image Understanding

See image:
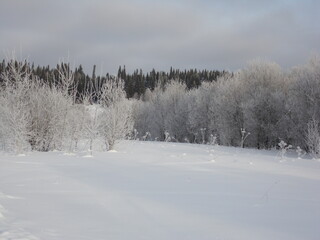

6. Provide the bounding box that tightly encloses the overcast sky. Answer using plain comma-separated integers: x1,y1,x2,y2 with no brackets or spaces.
0,0,319,74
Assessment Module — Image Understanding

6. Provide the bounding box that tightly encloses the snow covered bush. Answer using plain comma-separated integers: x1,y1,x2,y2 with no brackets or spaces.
278,140,292,160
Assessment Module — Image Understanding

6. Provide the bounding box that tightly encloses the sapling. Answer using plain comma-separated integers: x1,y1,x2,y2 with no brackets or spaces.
296,146,304,159
278,140,292,160
209,134,217,146
240,128,250,148
207,134,217,162
200,128,206,144
164,130,171,142
142,132,151,141
193,133,199,143
133,129,139,140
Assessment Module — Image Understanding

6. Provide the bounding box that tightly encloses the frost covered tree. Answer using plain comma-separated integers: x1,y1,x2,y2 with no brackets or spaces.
99,78,134,150
2,56,320,154
209,73,244,146
132,101,153,139
286,56,320,149
0,59,77,152
187,82,215,143
306,118,320,159
142,85,166,140
99,100,134,150
134,81,189,141
0,87,31,153
0,60,32,153
54,63,78,150
239,60,287,149
99,78,126,107
161,81,189,141
82,97,102,155
65,104,87,153
27,80,74,151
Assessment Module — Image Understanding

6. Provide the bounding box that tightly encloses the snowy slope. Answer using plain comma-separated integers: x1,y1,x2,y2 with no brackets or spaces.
0,141,319,240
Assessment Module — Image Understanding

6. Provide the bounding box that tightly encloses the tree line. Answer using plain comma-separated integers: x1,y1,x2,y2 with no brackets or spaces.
0,60,224,100
0,56,319,158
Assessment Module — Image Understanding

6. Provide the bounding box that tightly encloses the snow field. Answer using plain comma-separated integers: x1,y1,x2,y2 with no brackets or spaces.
0,141,320,240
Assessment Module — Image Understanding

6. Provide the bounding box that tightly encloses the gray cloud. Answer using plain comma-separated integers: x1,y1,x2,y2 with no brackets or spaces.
0,0,319,73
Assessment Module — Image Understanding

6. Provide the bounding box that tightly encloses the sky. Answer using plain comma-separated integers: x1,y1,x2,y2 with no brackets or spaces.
0,0,319,74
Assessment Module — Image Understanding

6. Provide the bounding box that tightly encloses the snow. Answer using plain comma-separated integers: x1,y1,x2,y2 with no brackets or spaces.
0,141,320,240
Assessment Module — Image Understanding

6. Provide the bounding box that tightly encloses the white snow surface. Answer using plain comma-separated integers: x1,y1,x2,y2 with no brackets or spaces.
0,141,319,240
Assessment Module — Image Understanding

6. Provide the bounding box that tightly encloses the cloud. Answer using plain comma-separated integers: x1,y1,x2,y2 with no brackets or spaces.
0,0,319,73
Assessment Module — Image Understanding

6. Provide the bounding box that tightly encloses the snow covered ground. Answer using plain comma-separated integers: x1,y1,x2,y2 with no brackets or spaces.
0,141,319,240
